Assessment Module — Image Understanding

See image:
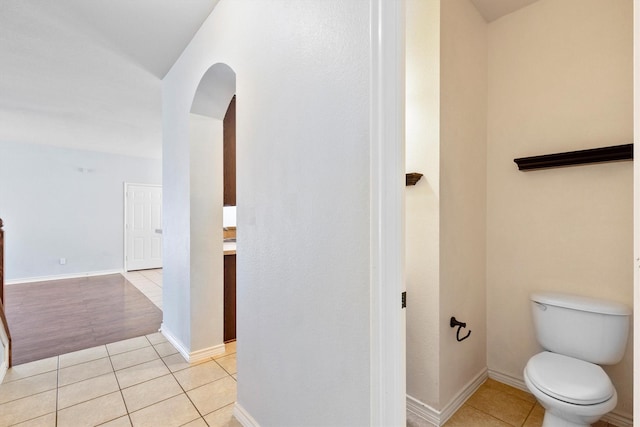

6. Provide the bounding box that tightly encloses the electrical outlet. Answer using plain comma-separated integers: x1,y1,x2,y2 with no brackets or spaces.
59,258,66,265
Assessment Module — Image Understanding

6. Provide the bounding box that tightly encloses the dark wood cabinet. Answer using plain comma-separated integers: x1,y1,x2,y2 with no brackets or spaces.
223,254,236,342
223,96,236,206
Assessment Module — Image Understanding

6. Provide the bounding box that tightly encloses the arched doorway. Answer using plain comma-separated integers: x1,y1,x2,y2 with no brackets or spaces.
189,62,237,348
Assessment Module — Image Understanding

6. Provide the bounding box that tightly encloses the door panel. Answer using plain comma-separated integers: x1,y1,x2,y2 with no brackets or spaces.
126,184,162,271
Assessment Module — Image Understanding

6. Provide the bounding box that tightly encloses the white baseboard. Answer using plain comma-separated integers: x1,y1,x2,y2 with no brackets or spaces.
487,369,527,392
406,396,439,425
234,402,260,427
407,367,488,426
189,343,226,362
5,269,123,285
160,323,225,364
602,411,633,427
160,325,190,361
488,369,633,427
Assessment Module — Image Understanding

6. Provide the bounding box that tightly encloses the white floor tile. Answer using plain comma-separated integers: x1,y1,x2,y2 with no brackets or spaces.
173,360,228,391
0,371,58,404
115,359,170,389
0,390,57,426
145,332,166,345
187,376,237,416
121,374,182,413
98,416,133,427
107,336,151,356
57,391,127,427
58,357,113,387
3,357,58,383
12,412,57,427
59,345,109,369
57,373,119,409
129,394,200,427
110,346,159,371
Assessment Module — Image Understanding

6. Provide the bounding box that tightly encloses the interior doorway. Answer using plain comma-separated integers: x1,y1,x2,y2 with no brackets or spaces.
186,61,236,352
124,183,163,272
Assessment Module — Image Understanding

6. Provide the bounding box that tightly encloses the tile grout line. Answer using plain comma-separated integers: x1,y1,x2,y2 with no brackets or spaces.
106,340,133,427
162,341,237,425
521,402,536,427
85,333,218,422
152,336,208,426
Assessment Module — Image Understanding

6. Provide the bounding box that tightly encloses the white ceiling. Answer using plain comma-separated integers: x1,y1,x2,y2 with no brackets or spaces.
0,0,218,159
0,0,536,160
470,0,540,22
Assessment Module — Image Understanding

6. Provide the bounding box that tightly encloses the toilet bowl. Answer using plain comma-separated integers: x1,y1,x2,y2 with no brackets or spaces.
524,292,630,427
524,352,617,427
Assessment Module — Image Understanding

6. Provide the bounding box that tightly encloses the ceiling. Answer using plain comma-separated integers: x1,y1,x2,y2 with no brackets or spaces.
470,0,540,22
0,0,537,160
0,0,219,159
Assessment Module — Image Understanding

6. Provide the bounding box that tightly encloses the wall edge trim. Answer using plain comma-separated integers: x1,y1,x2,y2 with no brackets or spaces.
488,369,632,427
369,0,407,424
407,367,487,426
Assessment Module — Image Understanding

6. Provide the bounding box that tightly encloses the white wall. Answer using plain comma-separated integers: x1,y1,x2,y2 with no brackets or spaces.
0,141,161,281
163,0,375,424
161,114,225,359
486,0,633,420
439,0,488,409
189,114,224,352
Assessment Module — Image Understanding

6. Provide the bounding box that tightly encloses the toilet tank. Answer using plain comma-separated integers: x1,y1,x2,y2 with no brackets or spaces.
530,292,631,365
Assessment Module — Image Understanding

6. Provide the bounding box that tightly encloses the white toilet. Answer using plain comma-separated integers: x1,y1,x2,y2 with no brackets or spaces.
523,292,631,427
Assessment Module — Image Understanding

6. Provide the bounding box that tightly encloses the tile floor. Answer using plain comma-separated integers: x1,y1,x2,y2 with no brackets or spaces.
435,378,619,427
3,269,625,426
0,333,240,427
122,269,163,310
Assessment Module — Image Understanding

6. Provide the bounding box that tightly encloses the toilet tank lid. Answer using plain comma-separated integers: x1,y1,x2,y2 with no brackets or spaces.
530,292,631,316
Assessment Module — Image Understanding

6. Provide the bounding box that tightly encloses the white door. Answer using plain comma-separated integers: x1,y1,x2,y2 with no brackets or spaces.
125,184,162,271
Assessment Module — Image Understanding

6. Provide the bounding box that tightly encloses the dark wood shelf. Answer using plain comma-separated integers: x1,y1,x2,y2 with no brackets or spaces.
514,144,633,171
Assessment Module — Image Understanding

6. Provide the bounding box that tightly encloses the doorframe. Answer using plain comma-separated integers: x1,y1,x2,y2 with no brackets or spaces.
369,0,406,424
123,182,163,272
633,0,639,420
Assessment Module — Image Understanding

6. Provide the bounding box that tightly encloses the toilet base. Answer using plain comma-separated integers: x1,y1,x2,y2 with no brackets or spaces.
524,367,616,427
542,411,591,427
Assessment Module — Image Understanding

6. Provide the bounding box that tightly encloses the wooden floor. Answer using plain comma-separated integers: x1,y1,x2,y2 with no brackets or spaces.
4,274,162,365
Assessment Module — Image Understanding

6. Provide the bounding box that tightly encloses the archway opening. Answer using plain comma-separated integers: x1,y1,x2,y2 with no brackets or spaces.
188,62,237,351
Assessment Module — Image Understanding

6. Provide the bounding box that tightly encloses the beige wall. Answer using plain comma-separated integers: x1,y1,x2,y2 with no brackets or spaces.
406,0,487,414
439,0,488,408
405,0,441,408
486,0,633,419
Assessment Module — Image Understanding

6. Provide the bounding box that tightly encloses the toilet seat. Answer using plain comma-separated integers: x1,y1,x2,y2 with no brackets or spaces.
525,352,614,405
